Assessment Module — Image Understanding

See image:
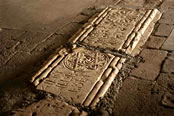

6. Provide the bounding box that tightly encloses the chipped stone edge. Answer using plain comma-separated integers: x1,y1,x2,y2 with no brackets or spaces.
124,9,162,55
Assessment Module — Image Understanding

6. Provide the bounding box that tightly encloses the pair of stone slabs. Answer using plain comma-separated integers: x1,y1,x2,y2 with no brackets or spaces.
31,7,161,106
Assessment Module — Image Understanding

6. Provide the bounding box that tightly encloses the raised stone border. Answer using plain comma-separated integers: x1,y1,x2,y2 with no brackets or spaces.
31,7,161,107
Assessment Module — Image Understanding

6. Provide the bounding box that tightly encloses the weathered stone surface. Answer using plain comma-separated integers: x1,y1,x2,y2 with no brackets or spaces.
155,23,173,37
156,73,174,94
32,34,68,60
113,77,174,116
16,32,49,52
0,0,97,33
119,0,145,7
145,36,166,49
161,92,174,108
159,9,174,24
83,7,145,50
160,0,174,10
59,22,83,38
0,51,35,83
162,52,174,73
131,49,167,80
131,21,155,56
0,28,25,42
162,29,174,51
0,29,25,68
36,48,113,104
12,99,78,116
119,0,162,8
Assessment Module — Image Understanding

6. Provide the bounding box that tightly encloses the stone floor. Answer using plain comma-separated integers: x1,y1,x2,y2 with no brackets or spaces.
1,0,174,116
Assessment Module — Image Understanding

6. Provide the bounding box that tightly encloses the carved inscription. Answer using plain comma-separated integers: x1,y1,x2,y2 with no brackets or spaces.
64,50,109,71
37,48,113,104
42,72,89,93
83,7,146,50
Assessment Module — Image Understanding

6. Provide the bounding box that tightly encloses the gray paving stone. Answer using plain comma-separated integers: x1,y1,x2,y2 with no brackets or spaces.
162,52,174,73
113,77,174,116
159,9,174,24
131,49,167,80
113,75,174,116
160,0,174,11
145,36,166,49
0,28,25,51
0,28,25,41
155,23,173,37
162,29,174,51
16,32,49,52
12,99,79,116
32,34,68,58
59,22,82,38
118,0,162,8
161,92,174,108
0,51,35,83
156,73,174,94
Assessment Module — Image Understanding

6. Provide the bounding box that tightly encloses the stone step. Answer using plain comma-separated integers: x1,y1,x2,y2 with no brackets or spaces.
30,6,161,109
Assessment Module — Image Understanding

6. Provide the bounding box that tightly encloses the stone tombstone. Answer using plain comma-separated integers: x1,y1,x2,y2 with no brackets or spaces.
37,48,113,104
83,7,146,50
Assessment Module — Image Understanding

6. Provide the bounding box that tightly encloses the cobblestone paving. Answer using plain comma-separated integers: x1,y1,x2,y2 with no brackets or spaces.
1,0,174,116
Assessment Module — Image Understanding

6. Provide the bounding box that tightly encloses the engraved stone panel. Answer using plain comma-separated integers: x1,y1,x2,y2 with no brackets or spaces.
83,7,146,50
12,99,78,116
37,48,113,104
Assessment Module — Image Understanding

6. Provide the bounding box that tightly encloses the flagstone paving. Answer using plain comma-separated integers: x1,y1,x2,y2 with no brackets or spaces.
130,49,167,80
1,0,174,116
162,52,174,73
113,77,174,116
145,35,166,49
162,28,174,51
155,23,173,37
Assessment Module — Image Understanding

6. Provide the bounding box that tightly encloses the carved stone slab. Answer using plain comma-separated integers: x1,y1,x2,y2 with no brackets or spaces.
12,99,78,116
36,48,113,104
30,7,161,108
83,7,146,50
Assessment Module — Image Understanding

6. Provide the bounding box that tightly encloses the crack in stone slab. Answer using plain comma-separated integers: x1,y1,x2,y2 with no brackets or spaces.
74,41,133,58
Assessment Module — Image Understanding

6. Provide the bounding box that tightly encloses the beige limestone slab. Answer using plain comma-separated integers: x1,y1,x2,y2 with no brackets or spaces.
83,7,146,50
12,99,78,116
36,48,113,104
